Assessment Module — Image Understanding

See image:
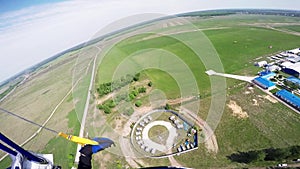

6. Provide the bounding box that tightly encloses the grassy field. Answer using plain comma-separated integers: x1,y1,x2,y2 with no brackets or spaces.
94,14,300,168
203,27,300,74
42,109,80,168
96,33,210,99
175,86,300,168
0,53,77,168
193,14,300,28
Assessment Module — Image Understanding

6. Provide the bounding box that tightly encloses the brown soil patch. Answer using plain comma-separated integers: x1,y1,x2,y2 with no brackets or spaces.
252,99,259,106
264,95,278,103
227,100,249,119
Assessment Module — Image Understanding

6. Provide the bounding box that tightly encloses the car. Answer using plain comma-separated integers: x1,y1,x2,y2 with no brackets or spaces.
277,163,288,167
292,159,300,163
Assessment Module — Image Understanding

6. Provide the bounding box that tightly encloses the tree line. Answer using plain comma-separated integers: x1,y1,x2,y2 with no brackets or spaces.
227,145,300,164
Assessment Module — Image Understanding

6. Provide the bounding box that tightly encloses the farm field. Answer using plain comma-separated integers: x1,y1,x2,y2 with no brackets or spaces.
0,52,80,168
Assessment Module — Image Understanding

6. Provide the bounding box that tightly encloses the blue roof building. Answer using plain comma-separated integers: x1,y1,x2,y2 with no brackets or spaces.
253,77,276,90
276,89,300,110
261,72,276,79
286,76,300,88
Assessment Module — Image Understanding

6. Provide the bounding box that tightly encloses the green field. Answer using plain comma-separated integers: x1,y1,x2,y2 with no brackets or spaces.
203,27,300,73
97,33,210,99
42,109,81,168
95,14,300,168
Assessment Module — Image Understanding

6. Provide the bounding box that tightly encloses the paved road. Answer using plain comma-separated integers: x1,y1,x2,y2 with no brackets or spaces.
206,70,256,83
74,46,101,164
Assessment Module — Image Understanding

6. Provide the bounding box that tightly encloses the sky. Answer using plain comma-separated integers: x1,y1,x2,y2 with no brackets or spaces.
0,0,299,83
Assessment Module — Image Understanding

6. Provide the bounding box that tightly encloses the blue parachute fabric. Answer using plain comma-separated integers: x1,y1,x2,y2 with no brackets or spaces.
92,137,114,153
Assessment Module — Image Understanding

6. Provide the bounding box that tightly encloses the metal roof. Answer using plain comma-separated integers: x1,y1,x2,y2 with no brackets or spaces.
286,76,300,86
276,89,300,108
253,77,275,89
260,72,276,79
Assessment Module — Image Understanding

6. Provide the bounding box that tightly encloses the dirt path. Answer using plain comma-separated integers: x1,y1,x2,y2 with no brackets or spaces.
266,26,300,36
0,75,29,103
241,22,300,36
168,96,195,105
96,92,115,104
119,138,143,168
168,154,182,167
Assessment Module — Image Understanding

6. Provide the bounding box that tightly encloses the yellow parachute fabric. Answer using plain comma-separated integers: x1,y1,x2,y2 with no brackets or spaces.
58,132,99,146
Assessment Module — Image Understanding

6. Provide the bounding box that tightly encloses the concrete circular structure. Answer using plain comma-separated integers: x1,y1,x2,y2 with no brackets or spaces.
130,109,193,157
142,120,177,152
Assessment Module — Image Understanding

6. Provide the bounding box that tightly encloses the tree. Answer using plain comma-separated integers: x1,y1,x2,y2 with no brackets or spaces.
138,87,146,93
135,100,142,107
131,90,138,96
130,122,136,129
255,151,266,162
98,82,112,96
290,146,300,157
97,104,103,110
165,103,170,110
265,148,291,161
102,105,111,114
148,81,153,87
128,93,136,101
107,100,116,108
133,73,140,81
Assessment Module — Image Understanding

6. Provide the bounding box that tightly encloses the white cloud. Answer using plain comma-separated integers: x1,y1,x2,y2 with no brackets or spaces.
0,0,299,82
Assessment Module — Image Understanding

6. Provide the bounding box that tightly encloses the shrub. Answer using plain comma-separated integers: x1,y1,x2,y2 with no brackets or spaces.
102,105,111,114
138,87,146,93
135,100,142,107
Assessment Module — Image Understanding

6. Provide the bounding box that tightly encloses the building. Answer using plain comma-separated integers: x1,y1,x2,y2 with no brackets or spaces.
267,65,281,72
288,48,300,55
260,71,276,79
280,52,288,57
253,77,276,90
276,89,300,110
281,62,300,78
255,61,267,67
286,55,300,63
285,76,300,88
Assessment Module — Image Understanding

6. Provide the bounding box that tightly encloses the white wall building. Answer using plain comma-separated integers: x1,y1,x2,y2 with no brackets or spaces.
255,61,267,67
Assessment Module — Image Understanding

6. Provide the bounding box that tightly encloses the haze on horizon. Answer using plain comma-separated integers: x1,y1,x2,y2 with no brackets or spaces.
0,0,299,83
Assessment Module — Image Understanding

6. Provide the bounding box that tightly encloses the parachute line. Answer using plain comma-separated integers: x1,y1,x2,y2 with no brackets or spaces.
0,107,58,134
